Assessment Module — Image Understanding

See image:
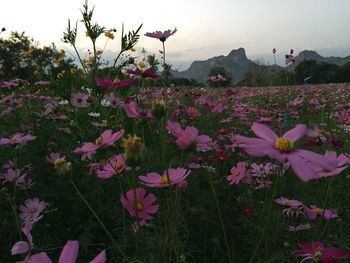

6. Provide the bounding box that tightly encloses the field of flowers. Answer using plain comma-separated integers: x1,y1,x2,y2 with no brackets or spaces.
1,3,350,263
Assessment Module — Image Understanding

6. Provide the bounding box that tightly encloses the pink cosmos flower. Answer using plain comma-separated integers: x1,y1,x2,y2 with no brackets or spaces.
227,162,250,185
186,107,200,119
2,168,32,189
313,151,349,177
73,129,125,160
0,133,36,147
144,28,177,42
275,197,304,217
138,168,190,188
23,240,106,263
292,242,350,263
305,205,338,220
234,123,337,182
167,121,211,151
96,154,127,179
127,68,160,80
19,198,46,224
70,92,90,108
120,188,159,222
124,101,141,118
11,222,33,256
96,77,137,89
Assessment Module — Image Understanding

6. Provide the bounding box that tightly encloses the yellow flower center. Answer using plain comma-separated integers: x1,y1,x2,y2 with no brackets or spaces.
160,176,171,184
113,78,121,84
30,207,38,214
234,170,241,177
114,162,124,170
275,138,294,152
315,207,324,215
10,136,17,143
314,249,323,260
95,137,103,145
53,157,66,168
136,201,143,211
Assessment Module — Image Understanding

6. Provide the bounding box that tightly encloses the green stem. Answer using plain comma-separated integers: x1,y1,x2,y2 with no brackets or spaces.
248,175,279,263
207,172,232,263
69,179,126,258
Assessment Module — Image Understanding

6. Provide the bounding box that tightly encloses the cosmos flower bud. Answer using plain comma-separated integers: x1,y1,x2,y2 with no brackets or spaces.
121,134,145,166
151,99,166,120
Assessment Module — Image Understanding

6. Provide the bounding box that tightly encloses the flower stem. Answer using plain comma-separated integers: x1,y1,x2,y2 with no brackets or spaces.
69,178,126,258
207,172,232,263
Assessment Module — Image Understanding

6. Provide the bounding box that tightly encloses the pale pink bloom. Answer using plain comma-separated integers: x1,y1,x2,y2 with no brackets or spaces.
70,92,90,108
120,188,159,221
234,123,337,182
314,151,349,177
186,107,200,119
124,101,141,118
73,129,125,160
0,133,36,147
138,168,190,188
2,168,32,189
275,197,304,217
24,240,106,263
19,198,46,224
305,205,338,220
11,223,33,256
292,242,350,263
96,154,127,179
287,223,311,232
167,121,211,151
227,162,250,185
144,28,177,42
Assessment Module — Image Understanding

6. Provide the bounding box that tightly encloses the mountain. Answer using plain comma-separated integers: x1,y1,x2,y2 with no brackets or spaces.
171,48,258,85
286,50,350,71
171,48,350,84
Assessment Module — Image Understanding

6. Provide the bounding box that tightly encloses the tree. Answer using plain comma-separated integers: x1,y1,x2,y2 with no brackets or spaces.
207,66,231,87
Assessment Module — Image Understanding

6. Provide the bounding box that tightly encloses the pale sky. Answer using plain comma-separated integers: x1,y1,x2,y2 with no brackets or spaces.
1,0,350,70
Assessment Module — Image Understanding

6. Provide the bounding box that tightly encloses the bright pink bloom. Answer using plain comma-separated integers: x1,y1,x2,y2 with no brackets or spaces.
120,188,159,222
127,68,160,80
19,198,46,224
96,77,137,89
144,28,177,42
167,121,211,151
227,162,250,185
235,123,336,182
186,107,200,119
292,242,350,263
0,133,36,147
96,154,127,179
124,101,141,118
305,205,338,220
73,129,125,160
24,240,106,263
138,168,190,188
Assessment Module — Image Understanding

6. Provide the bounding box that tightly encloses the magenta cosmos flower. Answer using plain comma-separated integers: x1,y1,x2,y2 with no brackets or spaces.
292,242,350,263
305,205,338,220
120,188,159,222
70,92,90,108
167,121,211,151
138,168,190,188
96,154,127,179
96,77,137,89
73,129,125,160
127,68,160,80
19,198,46,224
144,28,177,42
235,123,336,182
23,240,106,263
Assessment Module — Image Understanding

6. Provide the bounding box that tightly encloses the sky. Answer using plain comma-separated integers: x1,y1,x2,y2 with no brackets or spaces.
1,0,350,70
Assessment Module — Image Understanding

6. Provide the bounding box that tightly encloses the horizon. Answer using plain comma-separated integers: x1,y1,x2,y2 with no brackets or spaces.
1,0,350,70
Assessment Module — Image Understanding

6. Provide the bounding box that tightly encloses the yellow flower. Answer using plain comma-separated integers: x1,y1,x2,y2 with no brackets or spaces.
104,31,114,39
130,47,136,52
138,61,147,68
85,31,91,37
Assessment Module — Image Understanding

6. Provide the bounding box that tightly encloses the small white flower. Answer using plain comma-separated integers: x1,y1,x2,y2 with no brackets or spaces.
88,112,100,117
100,99,111,107
85,88,93,94
58,100,69,105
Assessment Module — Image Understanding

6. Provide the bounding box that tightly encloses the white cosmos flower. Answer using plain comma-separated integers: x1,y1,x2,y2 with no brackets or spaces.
100,99,111,107
88,112,100,117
